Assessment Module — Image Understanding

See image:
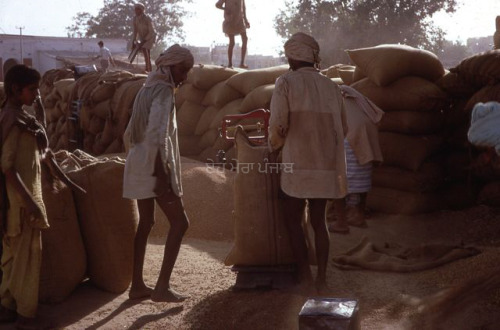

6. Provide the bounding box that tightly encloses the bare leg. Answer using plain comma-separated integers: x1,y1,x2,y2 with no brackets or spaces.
129,198,155,299
240,32,248,68
150,192,190,302
228,35,235,68
308,198,329,291
328,198,350,233
143,48,152,72
347,193,368,227
282,195,312,287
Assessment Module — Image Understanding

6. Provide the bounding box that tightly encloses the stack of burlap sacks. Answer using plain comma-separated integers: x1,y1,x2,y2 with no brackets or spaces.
40,150,137,303
176,64,289,163
40,69,147,155
335,44,447,214
439,49,500,207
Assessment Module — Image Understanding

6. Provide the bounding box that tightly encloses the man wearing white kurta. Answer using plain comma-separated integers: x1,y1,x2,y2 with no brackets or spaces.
269,32,348,293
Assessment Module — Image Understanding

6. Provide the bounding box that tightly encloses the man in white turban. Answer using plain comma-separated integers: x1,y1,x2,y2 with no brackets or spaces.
132,2,157,72
269,32,348,293
123,44,194,302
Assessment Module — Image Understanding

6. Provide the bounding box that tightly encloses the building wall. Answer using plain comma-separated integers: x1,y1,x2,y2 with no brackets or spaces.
0,34,127,80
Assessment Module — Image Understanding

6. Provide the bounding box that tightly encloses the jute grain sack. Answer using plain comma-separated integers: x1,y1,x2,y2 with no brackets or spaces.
90,82,116,105
198,128,219,150
367,187,442,215
450,50,500,87
240,84,274,114
177,100,206,136
88,116,105,135
351,77,447,112
178,135,203,156
175,83,206,107
104,138,123,154
188,64,239,90
40,178,86,303
98,70,134,83
435,71,477,98
226,65,289,95
67,158,138,293
464,84,500,112
372,162,444,193
194,106,219,136
89,100,112,119
75,72,101,101
347,44,445,86
338,67,356,85
478,181,500,207
202,80,242,108
110,77,145,135
378,132,444,171
352,66,366,84
53,78,76,101
225,129,294,266
378,111,444,135
209,98,243,130
321,64,351,79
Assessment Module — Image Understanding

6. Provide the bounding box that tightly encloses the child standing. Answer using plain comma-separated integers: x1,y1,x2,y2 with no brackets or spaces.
0,64,51,329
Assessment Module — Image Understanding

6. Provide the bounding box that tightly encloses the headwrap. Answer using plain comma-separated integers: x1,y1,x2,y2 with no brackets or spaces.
134,2,145,10
143,44,194,88
284,32,321,66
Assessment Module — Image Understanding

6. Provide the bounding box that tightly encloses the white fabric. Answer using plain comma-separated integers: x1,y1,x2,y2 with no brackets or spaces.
468,101,500,154
99,46,112,61
123,83,183,199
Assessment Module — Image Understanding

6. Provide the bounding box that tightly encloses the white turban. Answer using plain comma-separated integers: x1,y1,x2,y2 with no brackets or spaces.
155,44,194,68
284,32,321,65
134,3,145,10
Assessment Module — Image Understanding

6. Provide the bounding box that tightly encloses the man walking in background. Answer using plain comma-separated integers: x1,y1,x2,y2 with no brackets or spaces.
95,41,116,72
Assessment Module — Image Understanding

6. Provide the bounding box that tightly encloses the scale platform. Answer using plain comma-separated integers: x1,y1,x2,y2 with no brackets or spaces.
231,264,297,290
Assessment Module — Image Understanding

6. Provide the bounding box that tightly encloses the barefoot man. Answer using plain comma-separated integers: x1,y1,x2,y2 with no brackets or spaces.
269,32,348,293
123,45,194,302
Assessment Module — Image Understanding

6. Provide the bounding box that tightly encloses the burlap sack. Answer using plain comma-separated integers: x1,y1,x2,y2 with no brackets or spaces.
378,132,444,171
103,138,123,154
178,135,203,156
372,162,444,193
352,66,366,84
464,84,500,112
225,129,294,266
187,64,239,90
478,181,500,207
378,111,444,135
198,128,219,150
42,89,58,110
110,78,146,136
239,84,274,114
89,100,112,119
202,80,242,108
321,64,351,79
75,73,101,101
435,71,477,98
351,77,448,112
83,133,96,154
177,100,206,136
88,116,105,135
209,99,243,130
450,50,500,87
40,178,86,303
53,78,76,101
175,83,206,108
67,158,138,293
338,67,355,85
90,82,116,105
194,106,219,136
347,44,445,86
226,65,289,95
367,187,442,215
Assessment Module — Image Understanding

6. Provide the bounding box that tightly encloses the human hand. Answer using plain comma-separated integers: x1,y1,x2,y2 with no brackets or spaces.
246,21,250,29
24,201,44,226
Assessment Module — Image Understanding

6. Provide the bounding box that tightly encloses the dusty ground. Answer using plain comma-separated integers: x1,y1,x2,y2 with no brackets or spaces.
1,205,499,330
1,159,499,330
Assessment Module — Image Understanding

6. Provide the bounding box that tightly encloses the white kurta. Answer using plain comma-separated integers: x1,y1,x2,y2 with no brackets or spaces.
123,83,182,199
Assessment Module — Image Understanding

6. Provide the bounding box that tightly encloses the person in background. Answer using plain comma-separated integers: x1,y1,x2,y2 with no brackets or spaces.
123,45,194,302
215,0,250,68
131,2,157,72
327,85,384,233
95,40,117,72
0,65,51,329
268,32,348,293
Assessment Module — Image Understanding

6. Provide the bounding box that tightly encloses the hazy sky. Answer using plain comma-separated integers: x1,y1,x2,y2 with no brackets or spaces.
0,0,499,56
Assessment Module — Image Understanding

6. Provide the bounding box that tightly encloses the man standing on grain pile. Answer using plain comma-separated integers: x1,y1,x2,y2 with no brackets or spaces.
131,2,157,72
269,32,348,293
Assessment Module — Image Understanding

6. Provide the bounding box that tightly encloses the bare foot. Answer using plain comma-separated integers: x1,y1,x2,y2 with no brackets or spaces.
151,288,189,303
347,209,367,228
328,222,350,234
129,285,154,300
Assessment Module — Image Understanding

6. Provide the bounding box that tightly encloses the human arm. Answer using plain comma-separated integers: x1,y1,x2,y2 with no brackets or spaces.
243,0,250,28
268,77,289,152
215,0,225,10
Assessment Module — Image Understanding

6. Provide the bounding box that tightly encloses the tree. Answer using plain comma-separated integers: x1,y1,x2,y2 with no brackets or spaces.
66,0,190,48
274,0,458,67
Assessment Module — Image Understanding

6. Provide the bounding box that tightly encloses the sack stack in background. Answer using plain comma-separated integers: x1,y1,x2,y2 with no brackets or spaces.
176,64,288,163
445,50,500,207
347,44,449,214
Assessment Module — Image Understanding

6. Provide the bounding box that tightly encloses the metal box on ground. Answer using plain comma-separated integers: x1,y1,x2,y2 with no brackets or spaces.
299,298,360,330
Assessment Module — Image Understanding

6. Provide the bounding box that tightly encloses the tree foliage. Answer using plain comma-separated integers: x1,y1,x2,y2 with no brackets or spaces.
66,0,190,47
274,0,458,66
